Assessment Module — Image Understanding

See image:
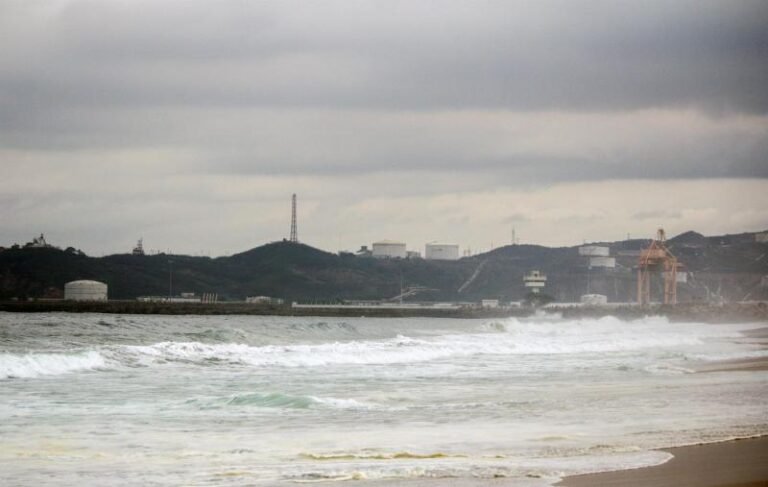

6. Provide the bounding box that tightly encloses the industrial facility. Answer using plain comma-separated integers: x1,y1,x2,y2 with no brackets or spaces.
372,240,407,259
638,228,682,305
64,280,108,301
579,245,616,269
425,243,460,260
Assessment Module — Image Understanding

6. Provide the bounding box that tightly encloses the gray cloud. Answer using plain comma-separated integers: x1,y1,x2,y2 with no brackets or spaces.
2,0,767,113
1,0,767,254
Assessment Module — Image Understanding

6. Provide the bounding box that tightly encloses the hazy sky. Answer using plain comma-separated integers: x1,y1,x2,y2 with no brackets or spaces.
2,0,767,256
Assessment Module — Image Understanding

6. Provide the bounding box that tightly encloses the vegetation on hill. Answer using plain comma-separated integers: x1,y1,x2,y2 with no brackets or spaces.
1,230,767,303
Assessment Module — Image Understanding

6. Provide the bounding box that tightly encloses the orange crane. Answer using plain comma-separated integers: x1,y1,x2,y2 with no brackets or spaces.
638,228,679,305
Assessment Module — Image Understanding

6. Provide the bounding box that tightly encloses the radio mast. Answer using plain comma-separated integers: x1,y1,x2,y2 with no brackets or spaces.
289,194,298,243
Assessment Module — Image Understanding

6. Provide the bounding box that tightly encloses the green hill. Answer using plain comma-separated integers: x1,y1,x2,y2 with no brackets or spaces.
2,230,767,303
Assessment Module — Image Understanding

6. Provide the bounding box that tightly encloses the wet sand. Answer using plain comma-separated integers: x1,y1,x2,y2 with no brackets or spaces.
557,436,768,487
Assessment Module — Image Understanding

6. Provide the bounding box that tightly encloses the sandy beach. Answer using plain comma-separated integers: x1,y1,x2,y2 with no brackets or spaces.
558,345,768,487
558,436,768,486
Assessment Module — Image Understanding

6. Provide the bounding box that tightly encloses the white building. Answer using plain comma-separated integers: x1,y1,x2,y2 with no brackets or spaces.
64,280,108,301
372,240,407,259
246,296,284,305
589,256,616,268
425,243,460,260
524,270,547,294
481,299,499,308
579,245,610,257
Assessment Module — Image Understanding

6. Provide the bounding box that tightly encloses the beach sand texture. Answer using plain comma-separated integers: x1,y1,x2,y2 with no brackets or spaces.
559,436,768,486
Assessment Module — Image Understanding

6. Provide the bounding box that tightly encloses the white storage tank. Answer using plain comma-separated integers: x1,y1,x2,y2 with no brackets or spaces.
64,280,108,301
425,243,459,260
579,245,610,257
589,256,616,268
372,240,407,259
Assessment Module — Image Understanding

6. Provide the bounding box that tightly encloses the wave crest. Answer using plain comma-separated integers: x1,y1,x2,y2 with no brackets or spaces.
186,392,373,410
0,351,107,379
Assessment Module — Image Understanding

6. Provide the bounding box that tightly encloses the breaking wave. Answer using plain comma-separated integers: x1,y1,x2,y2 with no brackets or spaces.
0,351,108,379
186,392,374,410
113,315,754,368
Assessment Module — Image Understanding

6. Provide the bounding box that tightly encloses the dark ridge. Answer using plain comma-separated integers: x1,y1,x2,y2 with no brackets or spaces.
2,230,767,303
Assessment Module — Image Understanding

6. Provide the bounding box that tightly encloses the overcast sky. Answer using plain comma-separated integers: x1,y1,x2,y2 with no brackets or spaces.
1,0,767,256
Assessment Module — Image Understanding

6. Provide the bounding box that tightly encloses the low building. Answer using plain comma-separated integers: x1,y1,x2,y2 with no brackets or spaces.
64,280,108,301
580,294,608,305
589,256,616,268
481,299,499,308
246,296,284,305
579,245,610,257
372,240,407,259
137,295,201,303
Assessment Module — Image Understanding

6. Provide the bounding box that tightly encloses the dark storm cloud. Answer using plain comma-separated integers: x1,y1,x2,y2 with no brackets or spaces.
2,0,767,113
0,0,766,187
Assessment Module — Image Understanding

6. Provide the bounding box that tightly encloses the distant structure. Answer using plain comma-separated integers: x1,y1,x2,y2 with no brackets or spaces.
524,270,547,294
27,233,52,248
638,228,681,305
132,238,145,256
356,245,373,257
581,294,608,305
64,280,107,301
578,245,609,257
425,243,460,260
289,194,298,243
246,296,284,305
578,245,616,268
589,256,616,268
372,240,407,259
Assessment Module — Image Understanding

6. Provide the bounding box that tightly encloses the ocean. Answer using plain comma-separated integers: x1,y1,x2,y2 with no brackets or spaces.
1,312,766,486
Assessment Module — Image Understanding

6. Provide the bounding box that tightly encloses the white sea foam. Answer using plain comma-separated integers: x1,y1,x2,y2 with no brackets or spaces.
186,391,375,410
284,449,673,485
0,351,107,379
1,313,765,487
119,316,756,369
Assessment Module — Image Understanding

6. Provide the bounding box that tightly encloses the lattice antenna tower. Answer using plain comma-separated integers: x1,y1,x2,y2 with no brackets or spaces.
289,194,298,243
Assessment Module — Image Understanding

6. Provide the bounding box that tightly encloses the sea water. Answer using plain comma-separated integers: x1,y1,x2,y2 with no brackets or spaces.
1,312,766,486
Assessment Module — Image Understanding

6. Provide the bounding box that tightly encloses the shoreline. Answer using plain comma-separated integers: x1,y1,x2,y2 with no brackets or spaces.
557,436,768,487
1,300,767,323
